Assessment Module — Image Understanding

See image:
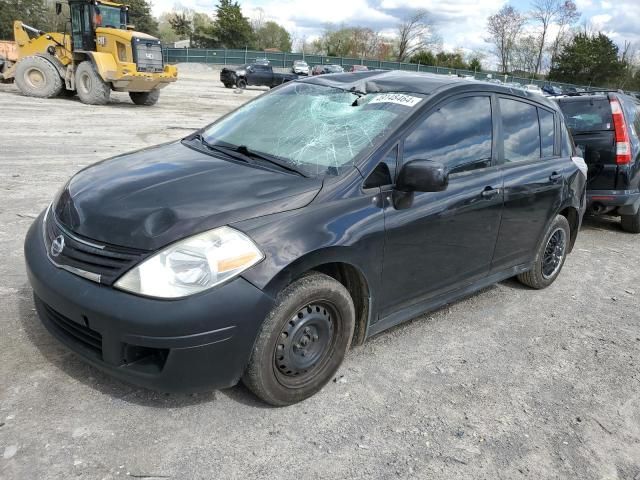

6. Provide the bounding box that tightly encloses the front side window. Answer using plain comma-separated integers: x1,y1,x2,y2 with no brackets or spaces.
202,83,424,176
403,96,493,174
500,98,541,162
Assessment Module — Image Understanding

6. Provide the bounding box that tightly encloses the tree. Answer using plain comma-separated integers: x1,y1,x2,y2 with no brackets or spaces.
167,10,193,42
530,0,580,76
485,5,526,74
127,0,158,37
0,0,48,39
468,57,482,72
549,1,580,67
254,21,291,51
396,10,436,62
511,34,539,75
210,0,253,49
409,50,436,65
548,32,626,87
434,51,468,69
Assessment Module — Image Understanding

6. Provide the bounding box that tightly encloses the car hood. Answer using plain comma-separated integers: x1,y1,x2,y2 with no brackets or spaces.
54,141,322,251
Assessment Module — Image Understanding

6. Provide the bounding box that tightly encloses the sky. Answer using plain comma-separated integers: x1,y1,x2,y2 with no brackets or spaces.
148,0,639,56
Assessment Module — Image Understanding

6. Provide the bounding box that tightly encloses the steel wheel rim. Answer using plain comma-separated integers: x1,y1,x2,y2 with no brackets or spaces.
273,301,338,388
542,227,566,279
25,67,45,89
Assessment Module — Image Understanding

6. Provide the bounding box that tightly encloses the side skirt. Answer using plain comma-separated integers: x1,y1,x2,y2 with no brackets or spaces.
366,262,533,338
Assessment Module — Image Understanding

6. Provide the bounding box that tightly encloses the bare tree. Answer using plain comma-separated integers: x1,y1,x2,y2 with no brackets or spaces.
531,0,580,76
549,1,580,66
486,5,526,74
396,10,436,62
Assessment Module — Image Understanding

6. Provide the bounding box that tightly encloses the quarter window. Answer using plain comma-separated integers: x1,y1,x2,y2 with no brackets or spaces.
404,96,493,174
539,108,555,157
500,98,541,162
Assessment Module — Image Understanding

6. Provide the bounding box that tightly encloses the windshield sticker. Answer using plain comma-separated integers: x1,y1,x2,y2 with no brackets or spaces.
369,93,422,107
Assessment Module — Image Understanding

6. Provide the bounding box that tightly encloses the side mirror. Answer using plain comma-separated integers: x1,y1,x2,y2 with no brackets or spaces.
396,159,448,193
55,2,62,15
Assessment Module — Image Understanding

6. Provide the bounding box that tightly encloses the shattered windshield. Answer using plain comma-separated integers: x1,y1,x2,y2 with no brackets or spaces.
201,82,424,176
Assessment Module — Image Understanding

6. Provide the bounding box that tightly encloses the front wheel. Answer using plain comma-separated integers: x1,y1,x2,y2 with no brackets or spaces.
129,89,160,106
243,272,355,406
75,61,110,105
517,215,571,289
236,78,247,89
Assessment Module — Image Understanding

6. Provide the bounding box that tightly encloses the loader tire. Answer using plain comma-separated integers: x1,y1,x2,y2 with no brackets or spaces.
129,89,160,106
15,56,63,98
75,62,110,105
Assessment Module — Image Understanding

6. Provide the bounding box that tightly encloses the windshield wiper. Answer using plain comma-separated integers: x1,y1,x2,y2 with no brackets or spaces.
212,143,307,177
191,134,250,164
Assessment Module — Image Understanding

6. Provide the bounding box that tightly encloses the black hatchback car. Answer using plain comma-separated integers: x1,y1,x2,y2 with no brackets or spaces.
25,71,587,406
555,92,640,232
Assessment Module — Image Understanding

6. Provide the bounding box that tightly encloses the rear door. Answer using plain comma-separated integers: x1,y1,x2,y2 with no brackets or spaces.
491,97,567,271
557,97,616,190
379,94,504,317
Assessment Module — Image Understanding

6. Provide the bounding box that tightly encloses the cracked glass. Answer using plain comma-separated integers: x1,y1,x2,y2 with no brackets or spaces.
202,82,424,176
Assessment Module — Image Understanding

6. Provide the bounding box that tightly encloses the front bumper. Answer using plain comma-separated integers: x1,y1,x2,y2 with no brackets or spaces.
587,190,640,215
24,214,275,393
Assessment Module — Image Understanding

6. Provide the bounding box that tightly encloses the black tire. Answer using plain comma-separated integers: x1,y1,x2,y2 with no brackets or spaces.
129,89,160,106
224,83,233,89
236,78,247,89
15,56,63,98
243,272,355,406
59,88,76,97
75,61,110,105
621,210,640,233
517,215,571,289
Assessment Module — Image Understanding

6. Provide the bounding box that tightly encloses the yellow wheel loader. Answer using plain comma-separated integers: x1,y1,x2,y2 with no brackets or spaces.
1,0,178,105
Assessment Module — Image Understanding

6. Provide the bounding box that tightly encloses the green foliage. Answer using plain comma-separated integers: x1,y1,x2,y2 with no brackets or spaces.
310,26,393,59
435,51,468,69
210,0,253,49
409,50,435,65
468,57,482,72
126,0,158,37
254,21,291,52
549,32,626,87
0,0,48,40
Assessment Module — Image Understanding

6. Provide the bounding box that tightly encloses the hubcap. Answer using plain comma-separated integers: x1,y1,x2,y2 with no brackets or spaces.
274,303,335,383
25,67,45,89
542,227,566,279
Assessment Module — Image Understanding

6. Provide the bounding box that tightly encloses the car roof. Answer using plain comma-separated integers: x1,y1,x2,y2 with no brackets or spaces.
298,70,560,109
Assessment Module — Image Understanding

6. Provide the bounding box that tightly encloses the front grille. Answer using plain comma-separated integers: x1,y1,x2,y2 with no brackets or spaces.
132,37,164,73
44,208,144,285
37,297,103,358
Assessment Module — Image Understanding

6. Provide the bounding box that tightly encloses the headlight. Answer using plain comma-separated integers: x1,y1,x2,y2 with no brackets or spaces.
236,69,246,76
115,226,264,299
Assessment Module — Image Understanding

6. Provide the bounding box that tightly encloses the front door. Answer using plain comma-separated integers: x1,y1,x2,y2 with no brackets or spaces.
379,94,504,319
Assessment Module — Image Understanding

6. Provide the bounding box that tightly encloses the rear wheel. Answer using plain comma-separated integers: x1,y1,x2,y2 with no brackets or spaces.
243,272,355,406
517,215,570,289
129,89,160,106
75,61,110,105
15,56,63,98
621,210,640,233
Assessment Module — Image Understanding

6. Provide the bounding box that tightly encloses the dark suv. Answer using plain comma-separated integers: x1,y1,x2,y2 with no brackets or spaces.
555,92,640,232
25,71,586,406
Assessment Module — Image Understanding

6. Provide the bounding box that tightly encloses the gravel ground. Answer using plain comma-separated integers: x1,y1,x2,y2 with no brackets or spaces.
0,69,639,480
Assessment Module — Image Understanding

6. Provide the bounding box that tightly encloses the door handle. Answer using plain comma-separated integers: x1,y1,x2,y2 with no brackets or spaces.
549,172,562,182
481,187,501,199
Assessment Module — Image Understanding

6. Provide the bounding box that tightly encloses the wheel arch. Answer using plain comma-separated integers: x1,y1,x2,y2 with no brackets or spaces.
74,51,117,82
558,206,580,253
259,249,374,347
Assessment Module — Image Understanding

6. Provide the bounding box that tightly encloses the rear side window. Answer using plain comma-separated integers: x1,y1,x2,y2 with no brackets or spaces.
404,96,493,174
500,98,540,162
561,123,574,157
539,109,555,157
558,99,613,132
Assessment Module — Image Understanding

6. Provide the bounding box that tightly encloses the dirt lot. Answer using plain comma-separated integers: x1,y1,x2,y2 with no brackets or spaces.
0,67,639,480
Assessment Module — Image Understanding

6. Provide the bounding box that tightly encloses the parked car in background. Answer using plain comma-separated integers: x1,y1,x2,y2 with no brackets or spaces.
254,58,270,66
564,86,586,95
555,92,640,232
292,60,309,75
524,84,544,95
542,85,563,96
350,65,369,72
220,63,297,89
311,64,344,75
25,71,586,406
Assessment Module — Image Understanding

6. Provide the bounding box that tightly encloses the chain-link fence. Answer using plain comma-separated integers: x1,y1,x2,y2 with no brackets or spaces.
162,47,608,92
